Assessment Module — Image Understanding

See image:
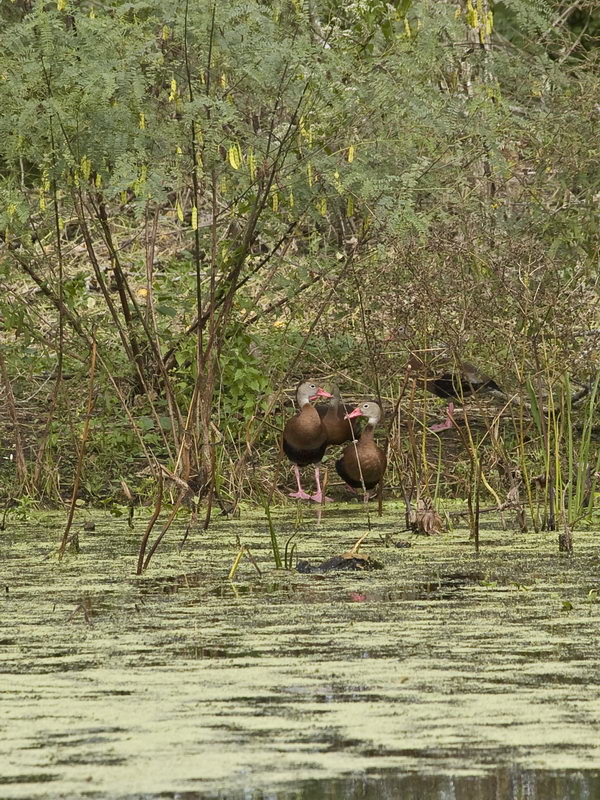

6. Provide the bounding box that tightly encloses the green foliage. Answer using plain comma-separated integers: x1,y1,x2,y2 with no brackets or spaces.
0,0,598,511
218,328,273,421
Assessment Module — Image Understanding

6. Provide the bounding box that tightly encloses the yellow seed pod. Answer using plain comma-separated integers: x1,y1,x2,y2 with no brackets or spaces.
57,0,65,10
168,78,177,102
333,169,343,194
347,145,355,163
486,10,493,34
220,73,228,88
176,199,184,222
7,203,16,220
288,190,294,208
318,196,327,216
58,217,64,230
162,25,170,40
307,163,313,186
121,190,128,204
81,155,91,180
41,170,50,193
272,190,279,212
301,117,313,145
466,0,478,28
139,112,146,129
191,206,198,230
95,173,102,188
39,191,46,211
404,17,411,37
176,146,182,155
346,196,354,217
228,144,241,170
454,6,461,17
73,170,80,188
140,165,147,182
89,7,95,18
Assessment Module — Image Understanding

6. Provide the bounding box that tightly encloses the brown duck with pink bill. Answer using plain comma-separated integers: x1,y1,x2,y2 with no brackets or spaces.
336,401,387,501
283,381,332,503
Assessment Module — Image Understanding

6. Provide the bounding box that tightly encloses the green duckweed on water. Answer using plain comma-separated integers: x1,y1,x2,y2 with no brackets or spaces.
1,505,600,799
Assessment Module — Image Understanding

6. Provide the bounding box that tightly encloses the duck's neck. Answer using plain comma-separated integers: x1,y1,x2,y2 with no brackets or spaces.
297,388,312,407
360,424,375,443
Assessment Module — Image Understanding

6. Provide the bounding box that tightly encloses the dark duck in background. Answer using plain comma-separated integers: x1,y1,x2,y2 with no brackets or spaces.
407,353,504,431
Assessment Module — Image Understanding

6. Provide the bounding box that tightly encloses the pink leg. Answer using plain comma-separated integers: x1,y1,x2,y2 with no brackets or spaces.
429,402,455,433
311,467,333,503
288,465,311,500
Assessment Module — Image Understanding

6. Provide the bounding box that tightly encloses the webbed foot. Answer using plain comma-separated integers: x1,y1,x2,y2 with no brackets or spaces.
289,490,312,501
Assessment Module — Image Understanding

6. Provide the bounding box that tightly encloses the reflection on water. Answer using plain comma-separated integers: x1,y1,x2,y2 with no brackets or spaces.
279,767,600,800
159,767,600,800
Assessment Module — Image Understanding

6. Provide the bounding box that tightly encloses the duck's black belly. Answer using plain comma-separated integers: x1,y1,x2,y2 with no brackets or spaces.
283,438,327,467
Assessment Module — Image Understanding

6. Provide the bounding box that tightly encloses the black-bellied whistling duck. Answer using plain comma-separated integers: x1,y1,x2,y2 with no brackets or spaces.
315,387,358,446
335,402,387,501
407,354,504,431
283,381,333,503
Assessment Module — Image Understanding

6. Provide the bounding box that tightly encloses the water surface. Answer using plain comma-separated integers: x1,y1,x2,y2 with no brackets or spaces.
2,506,599,798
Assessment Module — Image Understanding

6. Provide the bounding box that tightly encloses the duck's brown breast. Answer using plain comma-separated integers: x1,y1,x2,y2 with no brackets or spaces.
336,427,386,489
284,405,327,450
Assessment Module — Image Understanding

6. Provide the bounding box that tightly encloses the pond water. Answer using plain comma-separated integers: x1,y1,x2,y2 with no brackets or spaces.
1,505,600,799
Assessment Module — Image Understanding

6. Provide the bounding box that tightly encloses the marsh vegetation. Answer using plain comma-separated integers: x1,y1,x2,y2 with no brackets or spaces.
0,0,598,529
1,1,599,796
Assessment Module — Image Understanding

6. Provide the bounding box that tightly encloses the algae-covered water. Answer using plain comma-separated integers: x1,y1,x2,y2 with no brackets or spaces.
2,505,600,799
